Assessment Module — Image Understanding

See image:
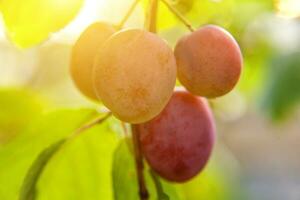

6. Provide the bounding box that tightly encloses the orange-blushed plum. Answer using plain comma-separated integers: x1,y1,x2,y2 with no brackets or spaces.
136,90,215,182
175,25,243,98
70,22,116,100
93,29,177,124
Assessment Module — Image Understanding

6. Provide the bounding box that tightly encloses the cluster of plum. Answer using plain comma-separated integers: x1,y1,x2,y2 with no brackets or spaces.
70,21,242,182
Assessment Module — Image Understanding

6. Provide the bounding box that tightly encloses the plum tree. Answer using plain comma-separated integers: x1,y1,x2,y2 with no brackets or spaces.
136,90,215,182
70,22,116,100
175,25,243,98
93,29,177,124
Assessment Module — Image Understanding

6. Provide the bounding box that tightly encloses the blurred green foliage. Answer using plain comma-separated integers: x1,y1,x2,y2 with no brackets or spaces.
0,108,97,200
1,0,300,199
20,139,66,200
0,88,44,144
182,154,245,200
36,115,119,200
261,52,300,121
0,0,83,48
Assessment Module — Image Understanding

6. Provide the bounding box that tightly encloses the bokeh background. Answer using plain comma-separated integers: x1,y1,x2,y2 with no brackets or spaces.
1,0,300,199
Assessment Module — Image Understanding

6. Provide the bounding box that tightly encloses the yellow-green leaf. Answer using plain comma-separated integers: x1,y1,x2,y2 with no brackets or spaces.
0,108,96,200
19,139,66,200
1,0,84,48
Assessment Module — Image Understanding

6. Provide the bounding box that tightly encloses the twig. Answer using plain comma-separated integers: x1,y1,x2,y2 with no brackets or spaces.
147,0,159,33
160,0,195,32
70,112,112,138
117,0,141,29
131,124,149,200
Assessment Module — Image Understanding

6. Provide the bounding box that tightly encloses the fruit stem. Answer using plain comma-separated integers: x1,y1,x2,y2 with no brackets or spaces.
131,124,149,200
146,0,159,33
131,2,160,199
70,112,112,138
117,0,141,29
160,0,195,32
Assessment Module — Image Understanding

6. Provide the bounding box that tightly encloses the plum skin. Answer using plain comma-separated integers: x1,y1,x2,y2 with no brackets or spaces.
136,90,216,182
93,29,177,124
175,25,243,98
70,22,116,100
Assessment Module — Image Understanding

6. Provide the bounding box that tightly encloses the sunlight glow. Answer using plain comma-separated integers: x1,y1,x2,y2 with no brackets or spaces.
54,0,144,43
0,17,5,40
63,0,106,35
276,0,300,19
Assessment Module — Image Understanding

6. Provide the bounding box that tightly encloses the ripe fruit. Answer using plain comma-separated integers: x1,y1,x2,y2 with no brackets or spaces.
136,90,215,182
175,25,243,98
93,29,177,124
70,22,116,100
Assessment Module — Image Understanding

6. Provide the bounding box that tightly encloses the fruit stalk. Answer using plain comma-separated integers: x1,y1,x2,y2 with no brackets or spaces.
147,0,158,32
160,0,195,32
130,0,161,198
131,124,149,200
70,112,112,138
117,0,141,29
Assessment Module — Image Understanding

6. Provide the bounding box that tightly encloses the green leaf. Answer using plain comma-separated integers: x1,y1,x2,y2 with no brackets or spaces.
112,139,140,200
1,0,84,48
260,52,300,121
0,108,96,200
19,139,66,200
35,116,119,200
112,140,184,200
0,88,44,144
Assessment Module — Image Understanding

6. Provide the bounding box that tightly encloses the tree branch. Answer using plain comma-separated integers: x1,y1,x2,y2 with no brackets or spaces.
131,124,149,200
